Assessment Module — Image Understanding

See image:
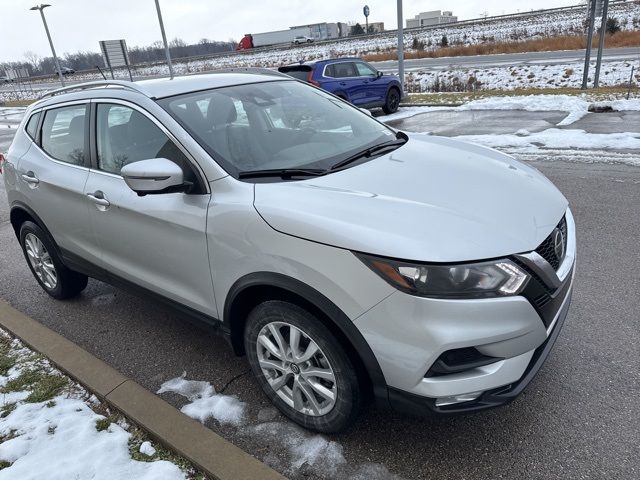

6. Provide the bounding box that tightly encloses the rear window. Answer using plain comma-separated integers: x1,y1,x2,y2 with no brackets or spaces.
25,112,41,140
278,66,312,82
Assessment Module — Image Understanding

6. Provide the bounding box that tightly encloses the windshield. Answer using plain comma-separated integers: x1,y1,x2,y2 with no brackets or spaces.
159,80,396,178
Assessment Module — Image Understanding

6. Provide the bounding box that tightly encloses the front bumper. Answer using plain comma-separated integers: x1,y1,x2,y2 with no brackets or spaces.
387,285,572,415
354,209,576,415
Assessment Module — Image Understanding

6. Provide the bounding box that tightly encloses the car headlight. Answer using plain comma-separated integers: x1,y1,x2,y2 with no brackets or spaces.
356,253,529,299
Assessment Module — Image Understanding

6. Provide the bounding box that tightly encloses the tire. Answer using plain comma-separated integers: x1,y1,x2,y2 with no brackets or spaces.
245,300,362,433
19,221,88,300
382,87,401,114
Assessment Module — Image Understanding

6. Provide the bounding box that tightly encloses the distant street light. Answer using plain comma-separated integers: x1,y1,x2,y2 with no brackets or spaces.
30,4,65,86
397,0,404,93
154,0,174,79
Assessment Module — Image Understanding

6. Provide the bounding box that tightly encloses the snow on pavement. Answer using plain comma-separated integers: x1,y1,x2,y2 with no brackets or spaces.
388,95,640,129
454,129,640,151
458,95,640,126
157,373,405,479
157,373,245,426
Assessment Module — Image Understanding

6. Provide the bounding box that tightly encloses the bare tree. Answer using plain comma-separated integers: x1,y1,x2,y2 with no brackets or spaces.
24,50,42,72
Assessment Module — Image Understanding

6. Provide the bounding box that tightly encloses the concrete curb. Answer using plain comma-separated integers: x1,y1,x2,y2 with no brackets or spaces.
0,299,286,480
399,103,463,107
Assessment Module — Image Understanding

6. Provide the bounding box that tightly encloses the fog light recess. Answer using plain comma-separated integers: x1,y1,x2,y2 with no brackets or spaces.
435,391,482,407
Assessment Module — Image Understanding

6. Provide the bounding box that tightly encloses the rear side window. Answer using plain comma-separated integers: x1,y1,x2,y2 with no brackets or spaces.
25,112,41,140
328,62,357,78
96,103,193,179
41,105,87,166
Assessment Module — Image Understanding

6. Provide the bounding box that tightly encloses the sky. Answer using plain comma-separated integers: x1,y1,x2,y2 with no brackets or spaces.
0,0,579,63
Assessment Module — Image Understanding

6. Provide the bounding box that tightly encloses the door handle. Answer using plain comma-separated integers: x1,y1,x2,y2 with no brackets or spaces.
21,171,39,185
340,82,347,86
87,191,110,208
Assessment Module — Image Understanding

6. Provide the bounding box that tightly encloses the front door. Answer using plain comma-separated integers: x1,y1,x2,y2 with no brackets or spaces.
85,101,216,316
354,62,386,104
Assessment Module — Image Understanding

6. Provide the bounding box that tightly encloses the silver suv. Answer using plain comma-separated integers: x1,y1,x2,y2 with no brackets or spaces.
1,73,575,433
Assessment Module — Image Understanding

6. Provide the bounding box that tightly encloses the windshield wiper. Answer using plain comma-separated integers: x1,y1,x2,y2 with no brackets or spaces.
238,168,327,179
329,135,407,171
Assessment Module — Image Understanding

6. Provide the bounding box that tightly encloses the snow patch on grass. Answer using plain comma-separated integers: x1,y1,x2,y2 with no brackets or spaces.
408,59,640,93
157,373,245,426
0,397,185,480
139,441,157,457
0,331,189,480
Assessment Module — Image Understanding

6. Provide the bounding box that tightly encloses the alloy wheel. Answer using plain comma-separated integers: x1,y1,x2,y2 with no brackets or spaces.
256,321,337,416
24,233,57,290
389,90,400,110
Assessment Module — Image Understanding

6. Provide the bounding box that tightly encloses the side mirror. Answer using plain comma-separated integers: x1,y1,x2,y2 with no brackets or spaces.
376,71,383,78
121,158,185,195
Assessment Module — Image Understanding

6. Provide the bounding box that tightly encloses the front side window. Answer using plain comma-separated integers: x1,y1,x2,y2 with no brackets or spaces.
41,105,87,165
96,104,192,177
355,62,377,77
160,80,396,178
25,111,41,140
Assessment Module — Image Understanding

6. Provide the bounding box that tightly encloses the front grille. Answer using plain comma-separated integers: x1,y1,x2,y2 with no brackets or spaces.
535,216,567,270
520,262,573,328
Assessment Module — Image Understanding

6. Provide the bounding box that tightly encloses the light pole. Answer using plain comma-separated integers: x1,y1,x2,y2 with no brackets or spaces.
594,0,610,88
154,0,174,79
397,0,404,93
581,0,598,89
30,4,65,86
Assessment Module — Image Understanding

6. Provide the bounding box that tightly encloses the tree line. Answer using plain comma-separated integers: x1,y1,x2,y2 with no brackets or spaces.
1,37,236,77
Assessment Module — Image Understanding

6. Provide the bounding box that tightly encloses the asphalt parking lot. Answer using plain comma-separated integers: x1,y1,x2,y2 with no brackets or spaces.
0,114,638,479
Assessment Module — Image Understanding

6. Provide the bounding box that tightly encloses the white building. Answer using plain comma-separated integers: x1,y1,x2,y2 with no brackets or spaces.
406,10,458,28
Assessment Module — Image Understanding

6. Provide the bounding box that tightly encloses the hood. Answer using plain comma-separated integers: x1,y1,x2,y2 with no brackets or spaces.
253,134,568,262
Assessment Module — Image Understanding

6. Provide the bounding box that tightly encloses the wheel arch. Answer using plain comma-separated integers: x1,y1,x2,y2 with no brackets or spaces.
386,82,402,97
10,202,52,241
223,272,389,404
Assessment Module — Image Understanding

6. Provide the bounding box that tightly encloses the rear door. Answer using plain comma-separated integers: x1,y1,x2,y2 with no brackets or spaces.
324,62,367,104
16,102,98,264
84,100,217,316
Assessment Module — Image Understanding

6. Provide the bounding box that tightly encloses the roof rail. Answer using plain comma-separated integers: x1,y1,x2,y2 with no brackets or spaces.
38,80,153,100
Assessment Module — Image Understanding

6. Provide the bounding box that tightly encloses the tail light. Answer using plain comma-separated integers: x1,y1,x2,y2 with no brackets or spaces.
0,153,5,175
307,70,320,87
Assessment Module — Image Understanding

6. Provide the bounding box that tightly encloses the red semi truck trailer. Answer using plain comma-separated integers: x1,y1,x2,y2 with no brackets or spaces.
237,26,312,50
